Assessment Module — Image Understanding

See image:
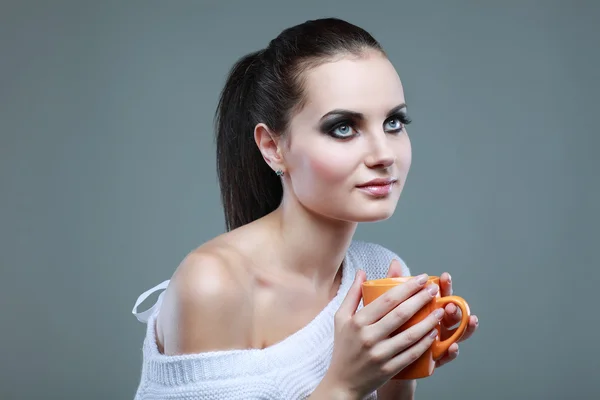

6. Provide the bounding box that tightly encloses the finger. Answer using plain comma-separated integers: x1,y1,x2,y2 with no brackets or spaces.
435,343,459,368
458,315,479,343
440,272,452,297
383,326,439,375
375,307,444,358
336,269,366,319
372,283,440,339
355,274,429,326
442,303,461,328
386,259,404,278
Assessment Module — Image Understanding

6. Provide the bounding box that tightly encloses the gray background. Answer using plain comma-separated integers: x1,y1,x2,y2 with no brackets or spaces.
1,1,598,399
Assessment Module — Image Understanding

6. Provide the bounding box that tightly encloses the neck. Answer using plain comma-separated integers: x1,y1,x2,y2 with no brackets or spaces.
265,196,357,289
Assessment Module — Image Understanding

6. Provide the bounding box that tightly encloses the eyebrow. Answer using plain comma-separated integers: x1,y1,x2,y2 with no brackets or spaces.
319,103,407,121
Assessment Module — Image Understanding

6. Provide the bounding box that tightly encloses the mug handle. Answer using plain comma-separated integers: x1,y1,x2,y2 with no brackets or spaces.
431,296,471,360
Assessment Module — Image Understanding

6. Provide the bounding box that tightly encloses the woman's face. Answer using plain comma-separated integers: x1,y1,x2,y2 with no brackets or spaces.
282,50,412,223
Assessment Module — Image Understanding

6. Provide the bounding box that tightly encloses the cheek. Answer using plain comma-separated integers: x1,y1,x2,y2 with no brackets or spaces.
393,132,412,173
299,145,356,183
403,135,412,170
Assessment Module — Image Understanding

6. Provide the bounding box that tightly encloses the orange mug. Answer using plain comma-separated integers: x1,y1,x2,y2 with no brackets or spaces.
361,276,471,380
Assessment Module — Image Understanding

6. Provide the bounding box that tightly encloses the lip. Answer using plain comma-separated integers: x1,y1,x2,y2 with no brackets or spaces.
356,178,398,188
356,178,398,197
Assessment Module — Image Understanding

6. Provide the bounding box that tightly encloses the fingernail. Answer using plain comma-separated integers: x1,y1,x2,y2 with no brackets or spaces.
451,344,459,356
448,303,457,314
417,274,428,285
429,328,438,338
474,316,479,325
427,284,439,296
447,273,452,283
434,308,444,319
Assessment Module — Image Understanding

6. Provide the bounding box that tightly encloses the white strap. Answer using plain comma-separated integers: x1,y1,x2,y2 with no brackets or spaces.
131,280,170,323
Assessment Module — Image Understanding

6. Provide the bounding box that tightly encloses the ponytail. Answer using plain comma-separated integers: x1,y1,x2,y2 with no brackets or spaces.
215,50,283,231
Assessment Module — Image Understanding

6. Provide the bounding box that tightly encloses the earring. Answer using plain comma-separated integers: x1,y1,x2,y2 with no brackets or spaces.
275,169,284,176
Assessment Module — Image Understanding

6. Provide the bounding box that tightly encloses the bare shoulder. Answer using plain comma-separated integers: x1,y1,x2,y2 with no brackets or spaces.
156,243,253,355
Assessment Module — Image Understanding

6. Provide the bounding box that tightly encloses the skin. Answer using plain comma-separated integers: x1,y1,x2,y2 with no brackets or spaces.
155,50,479,399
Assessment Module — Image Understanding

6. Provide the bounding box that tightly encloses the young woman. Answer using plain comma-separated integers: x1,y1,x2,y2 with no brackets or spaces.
131,17,478,399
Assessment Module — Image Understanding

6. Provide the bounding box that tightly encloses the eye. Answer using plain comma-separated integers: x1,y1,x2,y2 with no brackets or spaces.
384,117,404,133
384,112,412,133
329,123,357,139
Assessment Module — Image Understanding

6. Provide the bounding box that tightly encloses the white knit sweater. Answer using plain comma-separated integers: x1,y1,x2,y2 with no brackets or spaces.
131,240,410,400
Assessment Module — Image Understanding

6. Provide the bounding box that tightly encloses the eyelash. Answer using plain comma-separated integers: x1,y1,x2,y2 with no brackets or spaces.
326,113,412,139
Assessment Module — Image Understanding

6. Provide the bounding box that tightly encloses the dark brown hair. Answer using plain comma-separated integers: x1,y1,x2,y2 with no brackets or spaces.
215,18,384,231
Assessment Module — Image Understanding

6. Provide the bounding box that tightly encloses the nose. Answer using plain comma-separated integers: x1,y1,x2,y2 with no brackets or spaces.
364,133,396,170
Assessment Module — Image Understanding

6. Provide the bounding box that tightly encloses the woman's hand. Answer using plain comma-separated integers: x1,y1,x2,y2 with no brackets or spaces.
316,262,445,400
386,265,479,368
435,272,479,367
375,264,480,400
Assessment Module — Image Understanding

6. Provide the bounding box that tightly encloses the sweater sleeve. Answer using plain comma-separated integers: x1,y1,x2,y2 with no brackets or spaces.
135,372,281,400
132,313,284,399
132,284,283,400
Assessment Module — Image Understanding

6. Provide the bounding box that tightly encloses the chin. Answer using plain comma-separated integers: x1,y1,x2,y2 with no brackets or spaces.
339,201,399,223
352,209,396,223
303,195,400,224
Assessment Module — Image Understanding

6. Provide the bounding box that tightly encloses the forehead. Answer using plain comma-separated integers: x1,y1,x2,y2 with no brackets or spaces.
299,52,405,117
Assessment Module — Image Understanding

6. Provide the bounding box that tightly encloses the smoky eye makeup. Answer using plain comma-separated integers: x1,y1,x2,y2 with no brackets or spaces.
384,110,412,132
319,116,357,135
317,104,412,139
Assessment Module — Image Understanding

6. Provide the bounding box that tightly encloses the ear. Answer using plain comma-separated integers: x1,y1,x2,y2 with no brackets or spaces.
254,123,285,173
